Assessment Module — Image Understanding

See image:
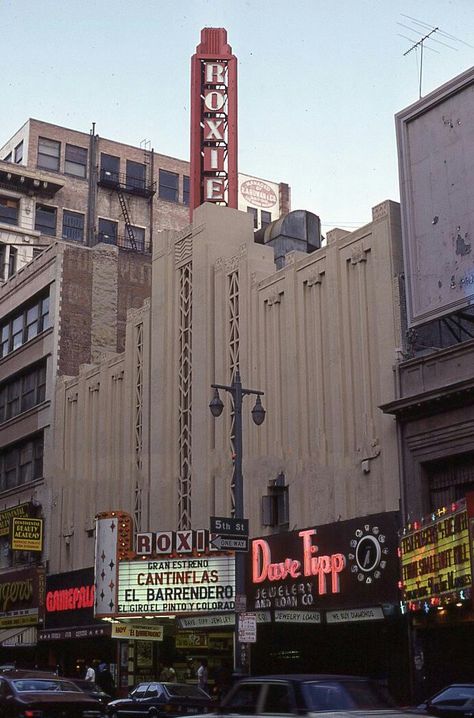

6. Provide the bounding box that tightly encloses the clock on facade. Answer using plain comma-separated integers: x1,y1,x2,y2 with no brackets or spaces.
348,524,389,584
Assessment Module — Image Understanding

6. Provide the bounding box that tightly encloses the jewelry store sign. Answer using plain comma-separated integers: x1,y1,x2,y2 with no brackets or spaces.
117,556,235,617
11,517,43,552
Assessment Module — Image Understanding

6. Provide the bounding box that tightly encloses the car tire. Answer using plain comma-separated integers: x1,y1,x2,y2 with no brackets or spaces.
148,711,159,718
109,712,119,718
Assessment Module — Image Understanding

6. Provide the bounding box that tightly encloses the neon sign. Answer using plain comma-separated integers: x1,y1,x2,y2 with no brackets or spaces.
190,27,238,216
253,529,345,595
247,513,399,612
46,585,95,613
399,499,472,608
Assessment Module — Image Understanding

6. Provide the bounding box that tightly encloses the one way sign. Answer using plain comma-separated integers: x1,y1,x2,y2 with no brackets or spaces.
210,534,249,552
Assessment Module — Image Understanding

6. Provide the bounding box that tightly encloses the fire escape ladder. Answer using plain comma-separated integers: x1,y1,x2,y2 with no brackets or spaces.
117,188,137,251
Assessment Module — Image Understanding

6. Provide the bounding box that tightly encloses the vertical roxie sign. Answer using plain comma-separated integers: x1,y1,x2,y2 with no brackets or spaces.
190,27,238,218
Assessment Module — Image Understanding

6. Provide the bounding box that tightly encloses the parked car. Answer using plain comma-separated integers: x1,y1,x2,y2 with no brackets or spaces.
417,684,474,718
190,674,424,717
107,681,213,718
73,677,113,705
0,670,106,717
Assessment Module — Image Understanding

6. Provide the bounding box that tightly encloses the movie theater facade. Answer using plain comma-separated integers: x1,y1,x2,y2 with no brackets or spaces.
94,510,406,697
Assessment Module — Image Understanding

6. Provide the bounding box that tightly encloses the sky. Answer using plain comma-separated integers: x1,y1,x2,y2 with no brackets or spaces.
1,0,473,233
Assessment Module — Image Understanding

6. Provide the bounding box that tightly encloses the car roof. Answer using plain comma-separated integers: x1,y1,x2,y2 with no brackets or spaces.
0,671,57,679
237,675,374,682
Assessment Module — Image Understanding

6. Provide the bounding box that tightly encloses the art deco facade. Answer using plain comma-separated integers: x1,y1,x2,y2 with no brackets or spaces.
52,199,404,574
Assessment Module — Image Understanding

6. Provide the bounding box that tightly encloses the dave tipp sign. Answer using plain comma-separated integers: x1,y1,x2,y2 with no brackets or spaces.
117,556,235,616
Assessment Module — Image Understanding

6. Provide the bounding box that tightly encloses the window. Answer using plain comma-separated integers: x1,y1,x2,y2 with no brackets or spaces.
126,160,146,191
159,169,179,202
0,197,19,226
224,684,262,714
64,144,87,178
0,434,44,492
261,210,272,228
183,175,190,206
98,218,118,245
128,226,145,251
262,684,292,714
0,294,50,359
262,473,289,528
247,206,258,229
14,141,23,164
8,247,17,278
35,204,57,236
62,210,85,242
37,137,60,171
3,153,12,163
100,154,120,184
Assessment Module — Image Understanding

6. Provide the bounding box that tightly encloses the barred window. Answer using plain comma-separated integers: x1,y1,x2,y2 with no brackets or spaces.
62,210,85,242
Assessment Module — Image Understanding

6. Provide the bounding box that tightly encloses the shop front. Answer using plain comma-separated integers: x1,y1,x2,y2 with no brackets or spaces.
37,567,114,679
94,512,237,695
0,565,45,667
245,512,408,702
399,494,474,701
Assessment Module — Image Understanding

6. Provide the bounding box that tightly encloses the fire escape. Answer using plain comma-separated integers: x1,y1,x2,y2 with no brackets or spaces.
97,143,155,252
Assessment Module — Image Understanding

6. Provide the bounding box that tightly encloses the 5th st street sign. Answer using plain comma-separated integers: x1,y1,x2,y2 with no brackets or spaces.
210,516,249,536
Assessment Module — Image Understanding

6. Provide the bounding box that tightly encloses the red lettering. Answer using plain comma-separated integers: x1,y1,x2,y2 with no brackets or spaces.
45,585,95,612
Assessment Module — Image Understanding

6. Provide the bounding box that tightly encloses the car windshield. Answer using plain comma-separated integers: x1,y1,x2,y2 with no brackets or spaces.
431,687,474,706
165,684,209,698
302,680,393,711
13,679,82,693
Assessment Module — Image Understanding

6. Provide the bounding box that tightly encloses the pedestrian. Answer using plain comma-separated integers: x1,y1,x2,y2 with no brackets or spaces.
96,662,116,697
197,659,208,693
84,662,95,682
160,663,177,682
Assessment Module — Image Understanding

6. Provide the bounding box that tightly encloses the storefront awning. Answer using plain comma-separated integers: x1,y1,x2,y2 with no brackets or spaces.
0,626,37,647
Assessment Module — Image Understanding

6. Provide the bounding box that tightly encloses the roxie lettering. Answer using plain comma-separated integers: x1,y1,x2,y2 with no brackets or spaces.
0,578,34,612
252,529,345,595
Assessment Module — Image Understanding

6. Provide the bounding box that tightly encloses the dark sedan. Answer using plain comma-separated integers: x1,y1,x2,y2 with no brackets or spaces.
73,678,113,705
417,684,474,718
107,681,213,718
190,674,426,718
0,671,106,717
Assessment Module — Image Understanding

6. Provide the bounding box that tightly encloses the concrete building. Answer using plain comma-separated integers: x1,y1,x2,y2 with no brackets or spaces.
381,66,474,697
48,199,405,689
0,119,291,665
0,240,152,660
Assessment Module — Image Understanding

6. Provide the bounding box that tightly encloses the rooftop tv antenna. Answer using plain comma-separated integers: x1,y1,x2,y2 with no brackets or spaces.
398,15,470,99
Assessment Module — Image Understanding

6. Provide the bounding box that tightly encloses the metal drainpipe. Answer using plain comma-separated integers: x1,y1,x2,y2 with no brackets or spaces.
149,149,154,255
87,123,98,247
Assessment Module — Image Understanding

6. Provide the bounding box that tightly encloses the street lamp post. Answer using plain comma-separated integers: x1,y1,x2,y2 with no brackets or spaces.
209,370,265,676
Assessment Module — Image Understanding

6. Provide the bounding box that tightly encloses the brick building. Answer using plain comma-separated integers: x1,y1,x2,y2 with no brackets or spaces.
0,118,291,279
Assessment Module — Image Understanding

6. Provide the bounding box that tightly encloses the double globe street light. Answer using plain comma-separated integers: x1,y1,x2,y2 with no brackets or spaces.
209,370,265,676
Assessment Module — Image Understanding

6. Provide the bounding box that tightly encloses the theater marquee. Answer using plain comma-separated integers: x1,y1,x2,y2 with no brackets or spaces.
399,498,473,609
118,556,235,616
94,512,235,619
